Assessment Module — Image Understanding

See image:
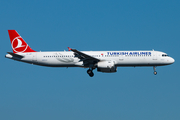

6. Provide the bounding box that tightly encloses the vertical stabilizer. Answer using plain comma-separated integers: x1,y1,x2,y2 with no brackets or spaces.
8,30,36,53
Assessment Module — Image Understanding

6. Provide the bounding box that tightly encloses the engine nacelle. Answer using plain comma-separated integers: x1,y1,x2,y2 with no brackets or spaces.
97,61,117,73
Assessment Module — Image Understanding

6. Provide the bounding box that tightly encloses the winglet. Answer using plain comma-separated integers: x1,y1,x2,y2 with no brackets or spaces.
68,47,72,51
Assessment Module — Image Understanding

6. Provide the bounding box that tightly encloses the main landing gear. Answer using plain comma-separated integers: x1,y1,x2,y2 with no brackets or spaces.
87,69,94,77
153,66,157,75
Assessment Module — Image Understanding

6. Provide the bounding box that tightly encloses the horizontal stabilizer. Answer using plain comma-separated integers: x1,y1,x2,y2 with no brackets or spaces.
7,52,24,58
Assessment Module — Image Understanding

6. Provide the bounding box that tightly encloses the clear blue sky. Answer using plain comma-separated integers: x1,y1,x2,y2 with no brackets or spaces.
1,0,180,120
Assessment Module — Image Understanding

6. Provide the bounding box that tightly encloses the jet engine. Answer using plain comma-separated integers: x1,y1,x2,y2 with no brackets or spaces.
97,61,117,73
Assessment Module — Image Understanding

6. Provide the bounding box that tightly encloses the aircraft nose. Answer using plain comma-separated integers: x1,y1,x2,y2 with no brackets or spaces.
170,57,175,64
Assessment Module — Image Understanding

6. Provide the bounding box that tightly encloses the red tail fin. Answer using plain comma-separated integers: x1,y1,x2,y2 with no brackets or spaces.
8,30,36,53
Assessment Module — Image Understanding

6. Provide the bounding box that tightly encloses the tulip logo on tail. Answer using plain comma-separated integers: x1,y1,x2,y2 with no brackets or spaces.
12,37,28,53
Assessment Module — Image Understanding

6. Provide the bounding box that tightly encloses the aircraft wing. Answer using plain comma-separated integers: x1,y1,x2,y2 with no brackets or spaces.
68,47,100,66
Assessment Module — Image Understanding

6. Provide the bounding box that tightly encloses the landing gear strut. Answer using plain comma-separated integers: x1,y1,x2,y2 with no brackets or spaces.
153,66,157,75
87,69,94,77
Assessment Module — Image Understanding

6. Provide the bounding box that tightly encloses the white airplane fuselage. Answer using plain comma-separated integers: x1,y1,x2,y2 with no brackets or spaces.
5,30,175,77
6,50,174,67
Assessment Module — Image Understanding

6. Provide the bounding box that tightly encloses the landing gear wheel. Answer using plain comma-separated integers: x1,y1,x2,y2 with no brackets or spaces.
87,69,91,74
87,69,94,77
89,72,94,77
153,66,157,75
154,71,157,75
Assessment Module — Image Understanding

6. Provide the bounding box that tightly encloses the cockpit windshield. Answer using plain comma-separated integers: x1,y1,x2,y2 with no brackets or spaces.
162,54,169,57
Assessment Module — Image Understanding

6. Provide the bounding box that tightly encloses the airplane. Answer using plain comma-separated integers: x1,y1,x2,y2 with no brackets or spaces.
5,30,175,77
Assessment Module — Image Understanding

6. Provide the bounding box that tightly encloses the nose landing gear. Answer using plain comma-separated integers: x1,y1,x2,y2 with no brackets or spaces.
153,66,157,75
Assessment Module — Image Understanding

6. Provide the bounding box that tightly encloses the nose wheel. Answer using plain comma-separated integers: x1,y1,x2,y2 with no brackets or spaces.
87,69,94,77
153,66,157,75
